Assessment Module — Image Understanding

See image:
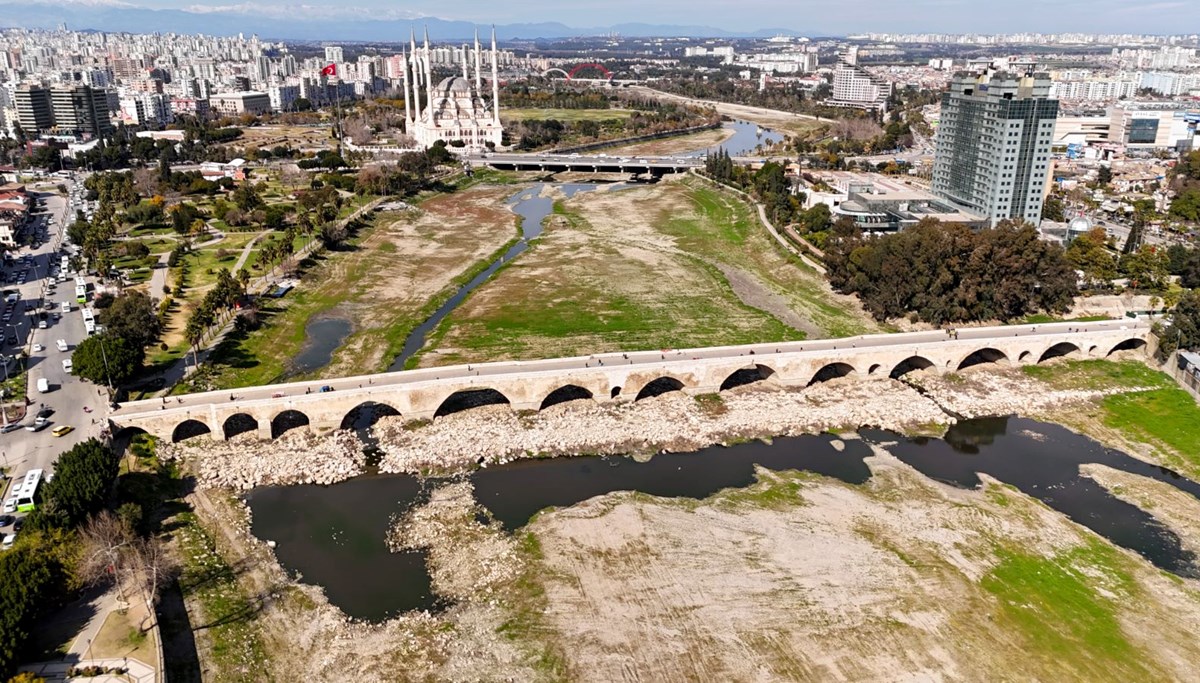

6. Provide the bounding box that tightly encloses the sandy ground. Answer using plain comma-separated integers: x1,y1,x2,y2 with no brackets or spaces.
602,126,734,157
319,185,521,376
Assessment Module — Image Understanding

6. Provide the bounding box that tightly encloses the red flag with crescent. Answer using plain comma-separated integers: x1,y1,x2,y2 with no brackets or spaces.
321,63,337,76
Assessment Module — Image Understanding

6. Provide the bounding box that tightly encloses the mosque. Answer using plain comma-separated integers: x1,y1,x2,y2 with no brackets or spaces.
401,28,504,151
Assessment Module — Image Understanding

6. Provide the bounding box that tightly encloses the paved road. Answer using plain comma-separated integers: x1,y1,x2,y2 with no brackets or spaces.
1,179,106,476
114,317,1151,418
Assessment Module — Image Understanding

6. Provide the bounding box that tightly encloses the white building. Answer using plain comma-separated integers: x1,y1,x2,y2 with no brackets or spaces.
828,48,893,112
209,91,271,116
324,46,344,65
402,28,503,151
267,84,301,112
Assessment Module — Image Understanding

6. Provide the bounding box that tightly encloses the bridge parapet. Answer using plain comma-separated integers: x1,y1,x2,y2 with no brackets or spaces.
113,321,1152,443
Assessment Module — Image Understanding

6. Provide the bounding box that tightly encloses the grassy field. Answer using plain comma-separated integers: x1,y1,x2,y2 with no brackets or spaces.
502,108,635,123
416,177,879,367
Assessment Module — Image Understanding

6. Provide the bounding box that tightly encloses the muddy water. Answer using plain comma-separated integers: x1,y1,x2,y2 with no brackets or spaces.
285,317,352,378
385,183,609,372
245,417,1200,622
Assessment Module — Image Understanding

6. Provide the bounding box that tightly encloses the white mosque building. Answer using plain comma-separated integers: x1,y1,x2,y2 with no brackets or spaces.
401,28,504,151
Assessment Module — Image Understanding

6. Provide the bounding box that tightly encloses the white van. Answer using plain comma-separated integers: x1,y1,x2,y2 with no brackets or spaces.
2,533,15,549
36,377,48,393
60,301,69,313
55,339,67,352
61,358,72,373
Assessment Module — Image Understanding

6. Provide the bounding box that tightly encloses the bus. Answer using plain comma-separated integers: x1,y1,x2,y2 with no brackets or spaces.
9,469,42,512
75,283,86,303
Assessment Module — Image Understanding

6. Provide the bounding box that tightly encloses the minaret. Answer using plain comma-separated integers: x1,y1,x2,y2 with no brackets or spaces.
473,28,483,96
461,43,469,80
402,50,412,127
490,26,500,125
409,28,420,123
424,26,436,128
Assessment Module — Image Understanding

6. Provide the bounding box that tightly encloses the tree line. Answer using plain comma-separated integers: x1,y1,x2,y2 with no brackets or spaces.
825,218,1078,324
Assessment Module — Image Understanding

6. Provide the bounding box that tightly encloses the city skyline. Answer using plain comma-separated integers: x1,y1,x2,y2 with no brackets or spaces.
0,0,1195,39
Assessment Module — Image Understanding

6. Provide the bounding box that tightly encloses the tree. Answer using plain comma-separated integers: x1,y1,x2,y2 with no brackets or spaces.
1169,187,1200,223
1097,165,1113,186
231,182,263,212
1042,194,1066,222
26,440,118,532
1065,227,1117,288
1158,289,1200,357
71,333,144,388
318,221,349,248
0,545,62,677
100,291,160,349
77,510,134,601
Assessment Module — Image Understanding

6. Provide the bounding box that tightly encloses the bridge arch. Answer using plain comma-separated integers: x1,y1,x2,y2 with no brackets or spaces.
542,68,570,79
809,362,857,386
271,409,311,439
957,348,1010,371
1018,350,1033,363
340,401,402,431
889,356,935,379
222,413,259,441
1038,342,1082,364
1107,338,1147,356
635,376,686,401
540,385,595,411
172,419,211,443
720,364,776,391
434,388,512,419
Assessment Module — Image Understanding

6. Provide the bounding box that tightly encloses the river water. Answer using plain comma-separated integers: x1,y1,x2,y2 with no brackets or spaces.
245,416,1200,622
291,121,782,376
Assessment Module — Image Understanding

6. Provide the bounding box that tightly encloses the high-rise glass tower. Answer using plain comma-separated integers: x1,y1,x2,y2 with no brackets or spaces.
932,70,1058,227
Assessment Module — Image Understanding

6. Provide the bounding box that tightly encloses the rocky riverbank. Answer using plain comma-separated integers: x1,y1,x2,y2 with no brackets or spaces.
163,366,1146,486
161,429,365,490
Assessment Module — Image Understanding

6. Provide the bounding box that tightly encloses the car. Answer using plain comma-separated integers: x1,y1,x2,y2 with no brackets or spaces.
51,425,73,437
319,385,334,393
31,344,42,352
55,339,67,351
0,423,21,434
24,422,45,432
62,359,72,373
0,500,13,514
0,515,13,527
2,533,15,549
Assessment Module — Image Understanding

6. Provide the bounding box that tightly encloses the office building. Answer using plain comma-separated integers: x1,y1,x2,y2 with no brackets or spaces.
14,84,53,132
50,85,112,138
210,91,271,115
932,70,1058,227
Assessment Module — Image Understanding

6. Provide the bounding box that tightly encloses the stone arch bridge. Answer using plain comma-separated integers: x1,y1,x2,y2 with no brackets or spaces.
111,320,1152,444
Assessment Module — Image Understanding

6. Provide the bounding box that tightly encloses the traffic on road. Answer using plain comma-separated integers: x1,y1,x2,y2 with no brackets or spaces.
0,172,108,544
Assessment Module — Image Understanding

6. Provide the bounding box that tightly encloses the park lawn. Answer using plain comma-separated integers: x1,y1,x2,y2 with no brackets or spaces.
502,108,635,123
417,177,879,367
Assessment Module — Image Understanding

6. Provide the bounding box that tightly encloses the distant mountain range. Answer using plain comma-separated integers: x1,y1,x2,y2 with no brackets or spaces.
0,6,811,41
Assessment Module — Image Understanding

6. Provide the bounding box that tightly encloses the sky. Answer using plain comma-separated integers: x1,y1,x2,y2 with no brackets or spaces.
22,0,1200,34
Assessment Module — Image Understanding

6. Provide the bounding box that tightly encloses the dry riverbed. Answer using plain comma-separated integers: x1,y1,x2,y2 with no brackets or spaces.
164,362,1200,681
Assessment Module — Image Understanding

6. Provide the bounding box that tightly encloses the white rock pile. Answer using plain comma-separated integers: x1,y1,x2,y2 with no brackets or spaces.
374,378,950,476
161,429,366,490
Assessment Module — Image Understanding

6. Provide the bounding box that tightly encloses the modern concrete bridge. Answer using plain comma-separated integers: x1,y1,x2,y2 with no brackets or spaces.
110,320,1152,443
466,152,702,177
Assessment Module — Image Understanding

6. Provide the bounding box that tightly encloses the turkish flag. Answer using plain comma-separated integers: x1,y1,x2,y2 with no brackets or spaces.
321,63,337,76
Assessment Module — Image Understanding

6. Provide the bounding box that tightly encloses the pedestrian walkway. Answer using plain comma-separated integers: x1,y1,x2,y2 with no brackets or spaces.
19,657,155,683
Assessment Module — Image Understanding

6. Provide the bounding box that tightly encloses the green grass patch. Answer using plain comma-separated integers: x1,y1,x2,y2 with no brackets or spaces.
174,510,270,681
980,541,1157,680
1021,314,1112,325
503,108,635,123
1101,387,1200,474
1022,359,1172,392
